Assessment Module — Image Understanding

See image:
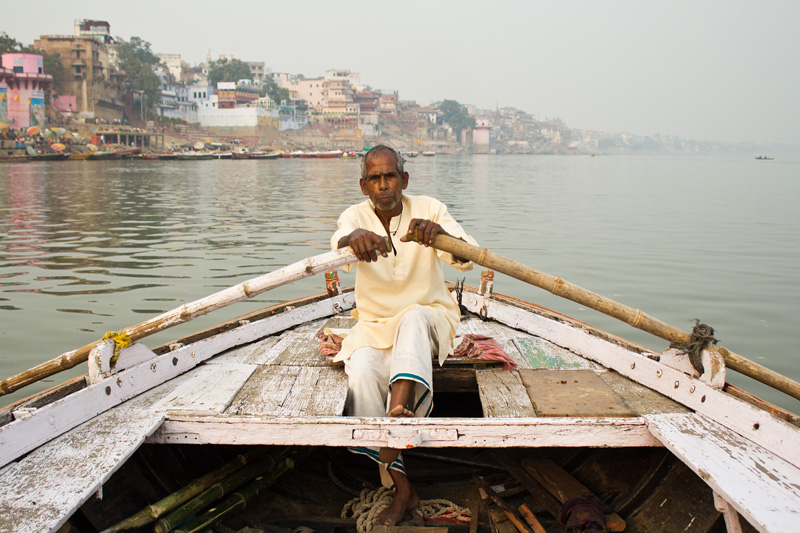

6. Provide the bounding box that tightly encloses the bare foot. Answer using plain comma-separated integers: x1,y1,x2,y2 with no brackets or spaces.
375,469,420,527
379,404,415,463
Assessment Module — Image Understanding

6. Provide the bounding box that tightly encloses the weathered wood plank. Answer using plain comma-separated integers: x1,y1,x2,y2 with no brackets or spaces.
150,364,257,415
520,457,626,532
598,371,688,416
204,336,281,365
149,415,662,448
513,337,595,370
226,366,348,417
646,412,800,533
519,370,636,417
461,292,800,467
476,369,538,418
0,408,164,533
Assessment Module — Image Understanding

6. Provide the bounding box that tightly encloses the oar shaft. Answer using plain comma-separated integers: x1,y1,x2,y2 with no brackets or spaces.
427,232,800,403
0,248,359,397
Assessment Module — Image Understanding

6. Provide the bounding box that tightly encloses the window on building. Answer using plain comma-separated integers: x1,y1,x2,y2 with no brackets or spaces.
13,66,22,73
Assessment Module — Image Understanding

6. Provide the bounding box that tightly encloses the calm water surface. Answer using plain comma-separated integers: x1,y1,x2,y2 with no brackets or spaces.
1,155,798,410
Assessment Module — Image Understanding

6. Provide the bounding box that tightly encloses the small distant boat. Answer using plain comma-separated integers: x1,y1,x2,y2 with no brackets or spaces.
140,154,162,160
250,152,281,160
283,151,304,158
69,152,93,161
89,151,122,160
116,148,142,159
231,151,251,160
315,150,344,159
159,153,179,161
30,152,70,161
755,155,774,160
405,151,419,158
214,152,232,160
422,151,436,157
176,152,214,161
342,151,358,159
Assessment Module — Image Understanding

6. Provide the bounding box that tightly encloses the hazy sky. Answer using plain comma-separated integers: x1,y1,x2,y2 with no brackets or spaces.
5,1,799,145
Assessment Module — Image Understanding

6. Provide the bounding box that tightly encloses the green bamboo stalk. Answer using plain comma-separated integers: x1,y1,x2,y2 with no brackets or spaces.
101,449,264,532
174,449,312,533
154,447,293,533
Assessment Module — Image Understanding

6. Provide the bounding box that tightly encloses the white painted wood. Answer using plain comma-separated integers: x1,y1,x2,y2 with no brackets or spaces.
660,347,726,389
204,336,281,366
0,294,353,469
88,341,158,384
461,292,800,467
713,492,744,533
150,364,257,415
0,408,164,533
149,415,662,448
647,412,800,533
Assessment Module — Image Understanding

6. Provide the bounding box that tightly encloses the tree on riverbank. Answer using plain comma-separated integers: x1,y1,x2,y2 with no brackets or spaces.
438,100,475,143
116,37,161,116
208,58,252,86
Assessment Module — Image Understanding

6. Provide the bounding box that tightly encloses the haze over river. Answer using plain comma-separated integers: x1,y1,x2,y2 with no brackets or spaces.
1,155,798,410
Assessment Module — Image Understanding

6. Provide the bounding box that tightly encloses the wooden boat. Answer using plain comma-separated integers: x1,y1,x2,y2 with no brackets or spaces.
160,152,179,160
177,151,215,161
250,152,282,159
1,236,799,532
29,152,70,161
422,151,436,157
232,151,252,159
140,153,162,160
89,150,123,160
755,156,774,160
116,147,143,159
68,152,93,160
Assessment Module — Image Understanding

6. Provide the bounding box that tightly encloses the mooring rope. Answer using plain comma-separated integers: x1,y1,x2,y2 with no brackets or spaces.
102,330,132,368
669,319,718,374
342,487,471,533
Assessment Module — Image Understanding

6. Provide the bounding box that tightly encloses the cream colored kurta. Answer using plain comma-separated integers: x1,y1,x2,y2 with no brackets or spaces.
330,194,477,365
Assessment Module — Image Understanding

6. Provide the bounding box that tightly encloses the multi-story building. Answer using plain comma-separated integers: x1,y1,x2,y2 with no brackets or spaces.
157,54,189,84
0,53,53,129
35,30,124,120
216,81,260,109
73,19,114,45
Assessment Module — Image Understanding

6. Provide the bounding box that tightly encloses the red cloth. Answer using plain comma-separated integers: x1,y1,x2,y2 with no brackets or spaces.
452,334,517,371
317,330,343,357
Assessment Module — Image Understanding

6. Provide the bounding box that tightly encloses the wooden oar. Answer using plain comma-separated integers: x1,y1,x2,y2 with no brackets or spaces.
418,232,800,403
0,248,360,397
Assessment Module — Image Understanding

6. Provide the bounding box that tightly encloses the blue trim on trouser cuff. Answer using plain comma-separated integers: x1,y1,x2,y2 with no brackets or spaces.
390,372,431,391
348,446,406,473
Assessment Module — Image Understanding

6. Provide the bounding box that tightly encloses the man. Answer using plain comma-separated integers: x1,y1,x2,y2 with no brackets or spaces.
331,145,477,526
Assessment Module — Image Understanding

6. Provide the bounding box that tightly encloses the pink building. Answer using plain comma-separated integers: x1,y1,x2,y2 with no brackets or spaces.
0,53,53,130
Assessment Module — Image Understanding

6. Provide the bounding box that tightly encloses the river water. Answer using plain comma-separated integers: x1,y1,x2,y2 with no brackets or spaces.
1,155,798,411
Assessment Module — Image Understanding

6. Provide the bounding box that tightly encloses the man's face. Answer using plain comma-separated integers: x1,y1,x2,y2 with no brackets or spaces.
360,151,409,215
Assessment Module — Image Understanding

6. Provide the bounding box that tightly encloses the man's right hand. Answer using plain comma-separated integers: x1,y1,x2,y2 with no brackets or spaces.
338,229,389,262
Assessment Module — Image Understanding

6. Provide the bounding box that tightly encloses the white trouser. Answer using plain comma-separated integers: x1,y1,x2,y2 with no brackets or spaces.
344,308,437,476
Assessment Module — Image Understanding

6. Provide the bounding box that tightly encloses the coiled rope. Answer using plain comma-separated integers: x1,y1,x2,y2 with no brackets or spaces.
342,487,471,533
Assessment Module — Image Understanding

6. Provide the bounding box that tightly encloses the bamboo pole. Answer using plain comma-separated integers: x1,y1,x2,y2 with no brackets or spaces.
173,448,311,533
154,447,295,533
417,232,800,403
101,449,264,531
0,248,360,397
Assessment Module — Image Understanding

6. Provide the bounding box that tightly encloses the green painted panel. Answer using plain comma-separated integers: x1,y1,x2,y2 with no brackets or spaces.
513,337,594,370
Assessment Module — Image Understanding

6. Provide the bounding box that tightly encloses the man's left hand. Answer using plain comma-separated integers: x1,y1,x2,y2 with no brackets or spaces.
401,218,446,247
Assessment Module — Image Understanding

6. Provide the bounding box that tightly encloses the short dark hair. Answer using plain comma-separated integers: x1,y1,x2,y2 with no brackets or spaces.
361,145,404,181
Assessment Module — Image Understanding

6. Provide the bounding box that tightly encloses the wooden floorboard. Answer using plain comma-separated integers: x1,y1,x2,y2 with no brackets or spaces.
225,365,348,417
476,369,538,418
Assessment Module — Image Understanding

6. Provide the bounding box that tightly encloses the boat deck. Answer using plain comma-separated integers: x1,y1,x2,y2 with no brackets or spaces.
2,289,800,532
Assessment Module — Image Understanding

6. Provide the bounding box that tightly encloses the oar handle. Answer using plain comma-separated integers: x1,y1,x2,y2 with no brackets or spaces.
413,231,800,403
